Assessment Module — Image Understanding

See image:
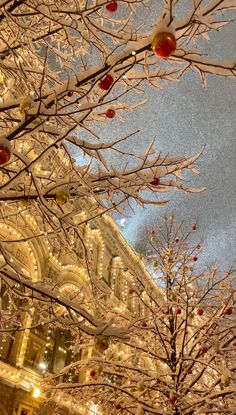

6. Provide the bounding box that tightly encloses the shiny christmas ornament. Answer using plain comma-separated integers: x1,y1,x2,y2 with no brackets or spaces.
196,308,203,316
176,308,181,315
138,380,145,391
192,256,198,262
169,292,177,302
56,190,69,205
67,91,74,97
152,260,158,268
221,373,230,387
19,97,34,114
200,345,208,354
99,74,113,90
115,403,122,410
89,369,96,377
152,32,176,58
224,307,232,315
169,392,177,404
106,108,116,119
150,229,155,234
150,177,160,186
106,0,118,12
94,335,109,353
192,225,197,231
175,238,179,243
0,137,12,166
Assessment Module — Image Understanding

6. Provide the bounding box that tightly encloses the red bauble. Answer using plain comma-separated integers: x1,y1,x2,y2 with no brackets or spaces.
176,308,181,315
67,91,73,97
152,32,176,58
99,74,113,90
200,345,208,354
150,177,160,186
192,225,197,231
115,403,122,410
151,230,155,234
192,256,198,262
128,288,134,295
175,238,179,243
169,394,177,404
0,138,12,166
90,370,96,377
196,308,203,316
106,108,116,119
106,0,118,12
224,307,232,315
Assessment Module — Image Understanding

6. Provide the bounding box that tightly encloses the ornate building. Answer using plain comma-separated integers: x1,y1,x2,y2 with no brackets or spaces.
0,209,161,415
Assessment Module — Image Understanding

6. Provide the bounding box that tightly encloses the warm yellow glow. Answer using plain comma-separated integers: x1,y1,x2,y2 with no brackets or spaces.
32,387,41,398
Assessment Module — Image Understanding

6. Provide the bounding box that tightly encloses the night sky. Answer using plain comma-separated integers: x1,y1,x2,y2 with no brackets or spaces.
75,2,236,270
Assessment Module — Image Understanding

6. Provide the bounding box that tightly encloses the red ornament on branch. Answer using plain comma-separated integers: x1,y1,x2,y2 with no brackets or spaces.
224,307,232,315
200,345,208,354
150,177,160,186
106,108,116,119
196,308,204,316
192,225,197,231
192,256,198,262
0,137,12,166
169,393,177,404
176,308,181,315
67,91,73,97
152,32,176,58
115,403,122,410
106,0,118,12
89,370,96,377
99,74,114,90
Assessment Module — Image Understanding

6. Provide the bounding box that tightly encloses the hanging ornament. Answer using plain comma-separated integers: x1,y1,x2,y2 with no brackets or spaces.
169,292,177,302
94,335,109,353
99,74,114,90
169,392,177,404
224,307,232,315
200,344,208,354
150,177,160,186
106,0,118,12
67,91,74,97
192,256,198,262
196,308,203,316
138,380,145,391
115,403,122,410
106,108,116,119
0,137,12,166
192,225,197,231
89,369,96,377
19,97,34,114
220,372,231,387
175,237,179,243
152,32,176,58
152,260,158,268
176,308,181,315
56,190,69,205
128,288,134,295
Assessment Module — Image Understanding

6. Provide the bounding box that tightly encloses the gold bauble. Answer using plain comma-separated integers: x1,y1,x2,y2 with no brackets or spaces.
94,335,109,353
56,190,69,205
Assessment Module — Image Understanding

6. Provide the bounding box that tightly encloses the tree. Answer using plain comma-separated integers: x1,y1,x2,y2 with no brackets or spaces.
0,0,235,336
45,216,235,415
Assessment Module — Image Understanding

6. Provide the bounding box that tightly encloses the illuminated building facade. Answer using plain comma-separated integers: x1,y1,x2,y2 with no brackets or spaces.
0,211,157,415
